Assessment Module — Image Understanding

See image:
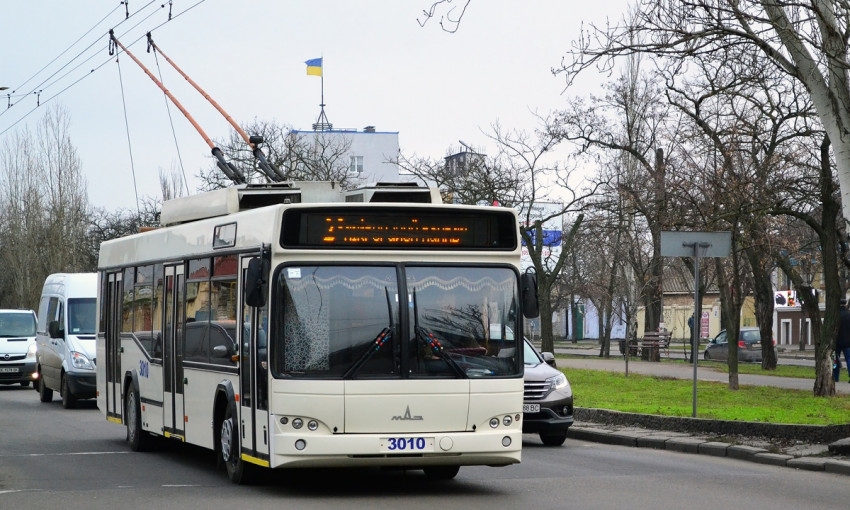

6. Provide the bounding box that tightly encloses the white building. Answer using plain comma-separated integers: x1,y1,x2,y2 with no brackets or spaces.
289,125,406,186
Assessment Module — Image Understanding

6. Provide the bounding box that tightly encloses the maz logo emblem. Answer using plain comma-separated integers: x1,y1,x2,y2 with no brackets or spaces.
391,405,423,421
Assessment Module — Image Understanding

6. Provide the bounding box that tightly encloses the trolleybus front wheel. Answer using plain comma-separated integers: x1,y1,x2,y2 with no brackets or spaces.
220,404,250,484
423,465,460,480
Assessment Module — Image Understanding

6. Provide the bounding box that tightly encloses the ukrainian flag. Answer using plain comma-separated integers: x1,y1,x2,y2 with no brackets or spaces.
305,58,322,76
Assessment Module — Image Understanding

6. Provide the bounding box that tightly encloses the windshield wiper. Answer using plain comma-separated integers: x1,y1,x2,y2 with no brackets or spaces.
343,327,392,379
415,325,467,378
344,287,395,379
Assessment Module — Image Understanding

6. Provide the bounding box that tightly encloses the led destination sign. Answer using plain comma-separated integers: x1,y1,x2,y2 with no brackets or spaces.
281,207,517,249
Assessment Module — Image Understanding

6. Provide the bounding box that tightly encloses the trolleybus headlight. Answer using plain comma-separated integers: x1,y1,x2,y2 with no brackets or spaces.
295,439,306,451
292,418,303,429
502,436,512,447
502,415,512,426
307,420,318,431
489,418,500,428
279,417,289,425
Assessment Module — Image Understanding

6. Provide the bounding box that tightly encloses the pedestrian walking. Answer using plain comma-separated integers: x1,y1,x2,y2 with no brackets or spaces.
836,298,850,382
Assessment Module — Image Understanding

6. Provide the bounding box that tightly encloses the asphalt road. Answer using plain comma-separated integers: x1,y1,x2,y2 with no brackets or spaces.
2,383,849,509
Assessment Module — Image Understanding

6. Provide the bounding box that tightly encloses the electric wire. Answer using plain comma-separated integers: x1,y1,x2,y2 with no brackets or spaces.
2,0,212,204
8,3,123,100
0,1,158,121
116,56,142,214
0,1,206,135
152,45,190,196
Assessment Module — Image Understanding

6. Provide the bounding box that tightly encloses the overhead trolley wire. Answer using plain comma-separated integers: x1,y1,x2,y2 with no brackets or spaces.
0,1,155,121
150,37,190,196
5,3,123,104
0,1,206,134
115,57,142,214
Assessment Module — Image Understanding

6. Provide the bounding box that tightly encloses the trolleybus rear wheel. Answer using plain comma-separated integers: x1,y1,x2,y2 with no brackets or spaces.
126,385,151,451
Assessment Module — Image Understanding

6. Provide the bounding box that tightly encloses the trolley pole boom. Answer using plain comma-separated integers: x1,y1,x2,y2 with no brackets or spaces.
108,30,246,184
146,34,252,147
145,33,283,182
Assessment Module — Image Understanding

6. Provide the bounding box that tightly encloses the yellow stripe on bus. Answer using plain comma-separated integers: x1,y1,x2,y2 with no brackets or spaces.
242,454,270,467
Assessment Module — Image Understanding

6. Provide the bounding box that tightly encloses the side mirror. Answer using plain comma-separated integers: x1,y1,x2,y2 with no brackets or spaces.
521,271,539,318
48,320,64,339
212,344,231,358
541,351,557,368
245,255,269,307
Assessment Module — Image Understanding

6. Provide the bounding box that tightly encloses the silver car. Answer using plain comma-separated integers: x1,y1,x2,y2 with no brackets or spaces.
522,338,574,446
0,309,38,387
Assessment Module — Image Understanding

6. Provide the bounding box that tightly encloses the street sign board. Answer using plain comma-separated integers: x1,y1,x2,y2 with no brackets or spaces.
661,231,731,258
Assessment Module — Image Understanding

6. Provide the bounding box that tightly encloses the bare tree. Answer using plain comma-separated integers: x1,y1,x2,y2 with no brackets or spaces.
0,104,90,310
417,0,471,33
550,52,675,337
487,122,600,353
198,120,356,190
561,0,850,232
397,143,522,204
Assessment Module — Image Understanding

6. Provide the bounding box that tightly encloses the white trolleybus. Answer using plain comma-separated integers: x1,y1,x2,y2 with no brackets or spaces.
96,182,539,483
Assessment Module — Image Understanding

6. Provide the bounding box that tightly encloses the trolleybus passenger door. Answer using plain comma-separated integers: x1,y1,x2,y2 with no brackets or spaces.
103,271,123,422
239,256,270,464
163,264,185,439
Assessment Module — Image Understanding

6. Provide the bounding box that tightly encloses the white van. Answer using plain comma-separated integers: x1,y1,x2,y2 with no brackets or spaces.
35,273,98,408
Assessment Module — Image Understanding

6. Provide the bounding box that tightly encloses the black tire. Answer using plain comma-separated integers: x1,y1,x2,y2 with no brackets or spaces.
703,350,711,360
220,404,250,484
126,385,152,451
20,381,30,387
540,431,567,447
61,374,77,409
423,465,460,480
38,370,53,402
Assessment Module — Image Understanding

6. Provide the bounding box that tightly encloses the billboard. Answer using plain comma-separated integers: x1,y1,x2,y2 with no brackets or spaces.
519,202,563,271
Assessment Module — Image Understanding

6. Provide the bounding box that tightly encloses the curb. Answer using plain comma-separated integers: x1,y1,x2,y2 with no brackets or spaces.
567,426,850,475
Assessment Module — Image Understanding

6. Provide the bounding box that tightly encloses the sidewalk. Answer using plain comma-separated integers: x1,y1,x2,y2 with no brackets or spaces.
546,340,850,475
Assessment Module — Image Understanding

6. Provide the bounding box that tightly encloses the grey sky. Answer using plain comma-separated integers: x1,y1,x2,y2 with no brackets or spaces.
0,1,629,211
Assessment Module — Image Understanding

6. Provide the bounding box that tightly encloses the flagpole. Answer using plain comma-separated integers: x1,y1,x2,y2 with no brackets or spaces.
308,56,332,130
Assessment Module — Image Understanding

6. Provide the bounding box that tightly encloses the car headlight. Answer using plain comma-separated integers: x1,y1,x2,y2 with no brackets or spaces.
70,351,94,370
26,343,37,359
547,372,570,393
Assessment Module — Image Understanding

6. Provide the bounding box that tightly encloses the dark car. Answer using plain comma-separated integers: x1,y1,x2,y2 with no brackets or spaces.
704,327,774,362
522,338,574,446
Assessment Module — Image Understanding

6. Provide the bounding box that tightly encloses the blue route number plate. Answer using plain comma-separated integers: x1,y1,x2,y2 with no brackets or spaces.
380,437,435,453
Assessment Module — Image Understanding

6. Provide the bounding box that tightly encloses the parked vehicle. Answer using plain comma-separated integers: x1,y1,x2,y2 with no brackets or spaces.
703,327,775,362
0,309,38,386
522,338,574,446
35,273,98,408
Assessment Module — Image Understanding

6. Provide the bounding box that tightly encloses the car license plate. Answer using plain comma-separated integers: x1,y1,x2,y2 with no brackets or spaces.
0,367,20,373
523,403,540,413
379,437,434,453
